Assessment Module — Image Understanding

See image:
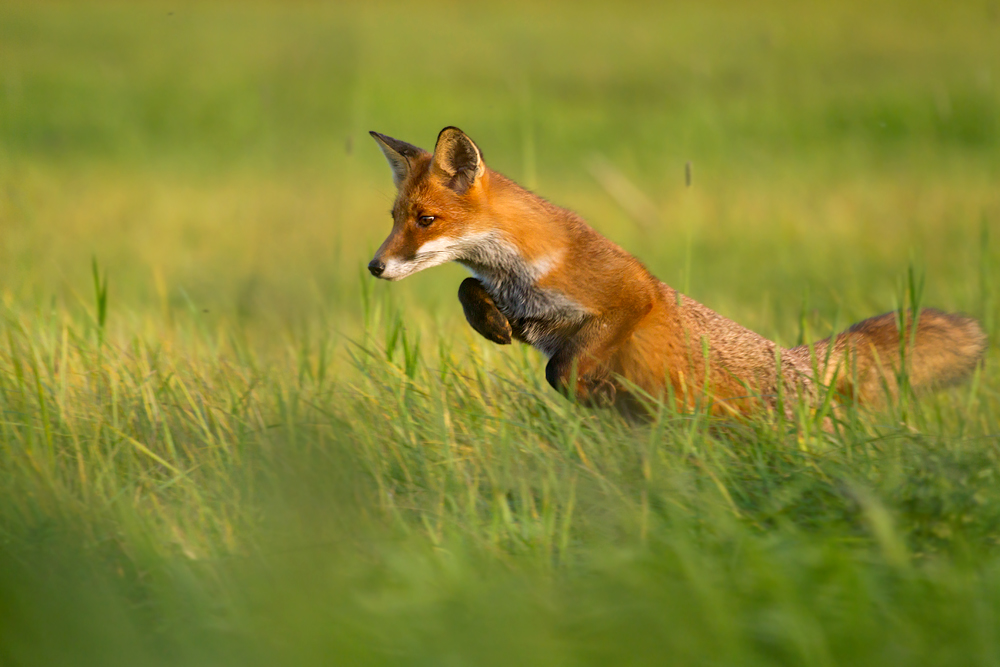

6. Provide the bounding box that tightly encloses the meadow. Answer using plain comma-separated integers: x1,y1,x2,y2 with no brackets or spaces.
1,1,999,664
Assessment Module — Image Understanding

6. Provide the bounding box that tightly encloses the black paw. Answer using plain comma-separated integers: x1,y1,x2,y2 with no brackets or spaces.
478,310,513,345
458,277,512,345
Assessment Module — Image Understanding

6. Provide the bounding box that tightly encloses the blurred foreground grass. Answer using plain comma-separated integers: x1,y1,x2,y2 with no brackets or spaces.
2,1,1000,664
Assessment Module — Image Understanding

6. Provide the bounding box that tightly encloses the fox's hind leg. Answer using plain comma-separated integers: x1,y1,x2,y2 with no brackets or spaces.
458,278,513,345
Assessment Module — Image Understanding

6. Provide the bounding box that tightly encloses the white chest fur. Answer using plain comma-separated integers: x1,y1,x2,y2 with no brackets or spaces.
456,235,588,356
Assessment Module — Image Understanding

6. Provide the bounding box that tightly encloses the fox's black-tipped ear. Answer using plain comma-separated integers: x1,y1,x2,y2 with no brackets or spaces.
432,126,485,194
370,131,426,188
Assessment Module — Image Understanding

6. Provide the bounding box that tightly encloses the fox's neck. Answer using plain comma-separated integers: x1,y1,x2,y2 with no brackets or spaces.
457,172,587,328
461,171,573,273
457,234,560,289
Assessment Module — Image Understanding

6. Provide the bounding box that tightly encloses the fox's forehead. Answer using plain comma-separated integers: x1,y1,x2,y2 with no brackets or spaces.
393,183,437,217
393,173,470,217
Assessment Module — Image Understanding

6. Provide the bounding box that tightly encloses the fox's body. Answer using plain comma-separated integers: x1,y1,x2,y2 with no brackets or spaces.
369,127,987,416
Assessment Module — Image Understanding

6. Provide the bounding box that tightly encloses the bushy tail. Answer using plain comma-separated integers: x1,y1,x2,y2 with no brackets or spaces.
795,309,987,405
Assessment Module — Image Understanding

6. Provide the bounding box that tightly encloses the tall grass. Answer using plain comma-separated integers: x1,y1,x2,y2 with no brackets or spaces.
2,274,999,664
1,0,999,664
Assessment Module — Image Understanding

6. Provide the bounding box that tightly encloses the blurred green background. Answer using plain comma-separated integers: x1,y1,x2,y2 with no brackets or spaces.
1,1,999,665
3,0,997,335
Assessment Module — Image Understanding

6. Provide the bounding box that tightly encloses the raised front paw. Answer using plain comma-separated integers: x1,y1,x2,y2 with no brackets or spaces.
458,277,512,345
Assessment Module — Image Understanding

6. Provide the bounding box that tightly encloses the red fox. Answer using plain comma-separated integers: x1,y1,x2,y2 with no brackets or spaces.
368,126,987,416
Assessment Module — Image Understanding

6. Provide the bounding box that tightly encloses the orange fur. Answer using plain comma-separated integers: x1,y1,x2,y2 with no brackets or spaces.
369,127,988,416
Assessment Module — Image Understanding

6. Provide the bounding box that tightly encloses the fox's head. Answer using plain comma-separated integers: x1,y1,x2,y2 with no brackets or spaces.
368,126,492,281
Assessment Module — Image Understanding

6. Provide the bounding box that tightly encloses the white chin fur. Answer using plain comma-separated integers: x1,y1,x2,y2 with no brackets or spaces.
379,259,416,281
379,239,460,281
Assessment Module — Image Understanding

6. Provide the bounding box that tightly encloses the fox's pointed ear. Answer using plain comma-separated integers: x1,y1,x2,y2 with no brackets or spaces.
370,131,426,188
432,126,485,194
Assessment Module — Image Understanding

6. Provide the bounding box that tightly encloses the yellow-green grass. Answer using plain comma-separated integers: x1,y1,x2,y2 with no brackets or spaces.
2,1,1000,664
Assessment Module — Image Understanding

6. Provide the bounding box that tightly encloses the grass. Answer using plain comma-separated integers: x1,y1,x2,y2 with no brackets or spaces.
1,0,999,664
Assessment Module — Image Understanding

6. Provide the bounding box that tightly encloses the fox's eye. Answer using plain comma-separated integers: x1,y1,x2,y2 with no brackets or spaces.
417,215,436,227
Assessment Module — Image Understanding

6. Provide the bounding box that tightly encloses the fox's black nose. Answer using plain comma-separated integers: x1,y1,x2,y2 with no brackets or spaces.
368,259,385,277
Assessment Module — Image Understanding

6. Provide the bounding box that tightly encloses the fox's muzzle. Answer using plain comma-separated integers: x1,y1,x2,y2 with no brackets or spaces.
367,258,386,277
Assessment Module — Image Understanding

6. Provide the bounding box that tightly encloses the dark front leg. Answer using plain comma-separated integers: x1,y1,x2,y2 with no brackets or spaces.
545,349,618,407
458,277,513,345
